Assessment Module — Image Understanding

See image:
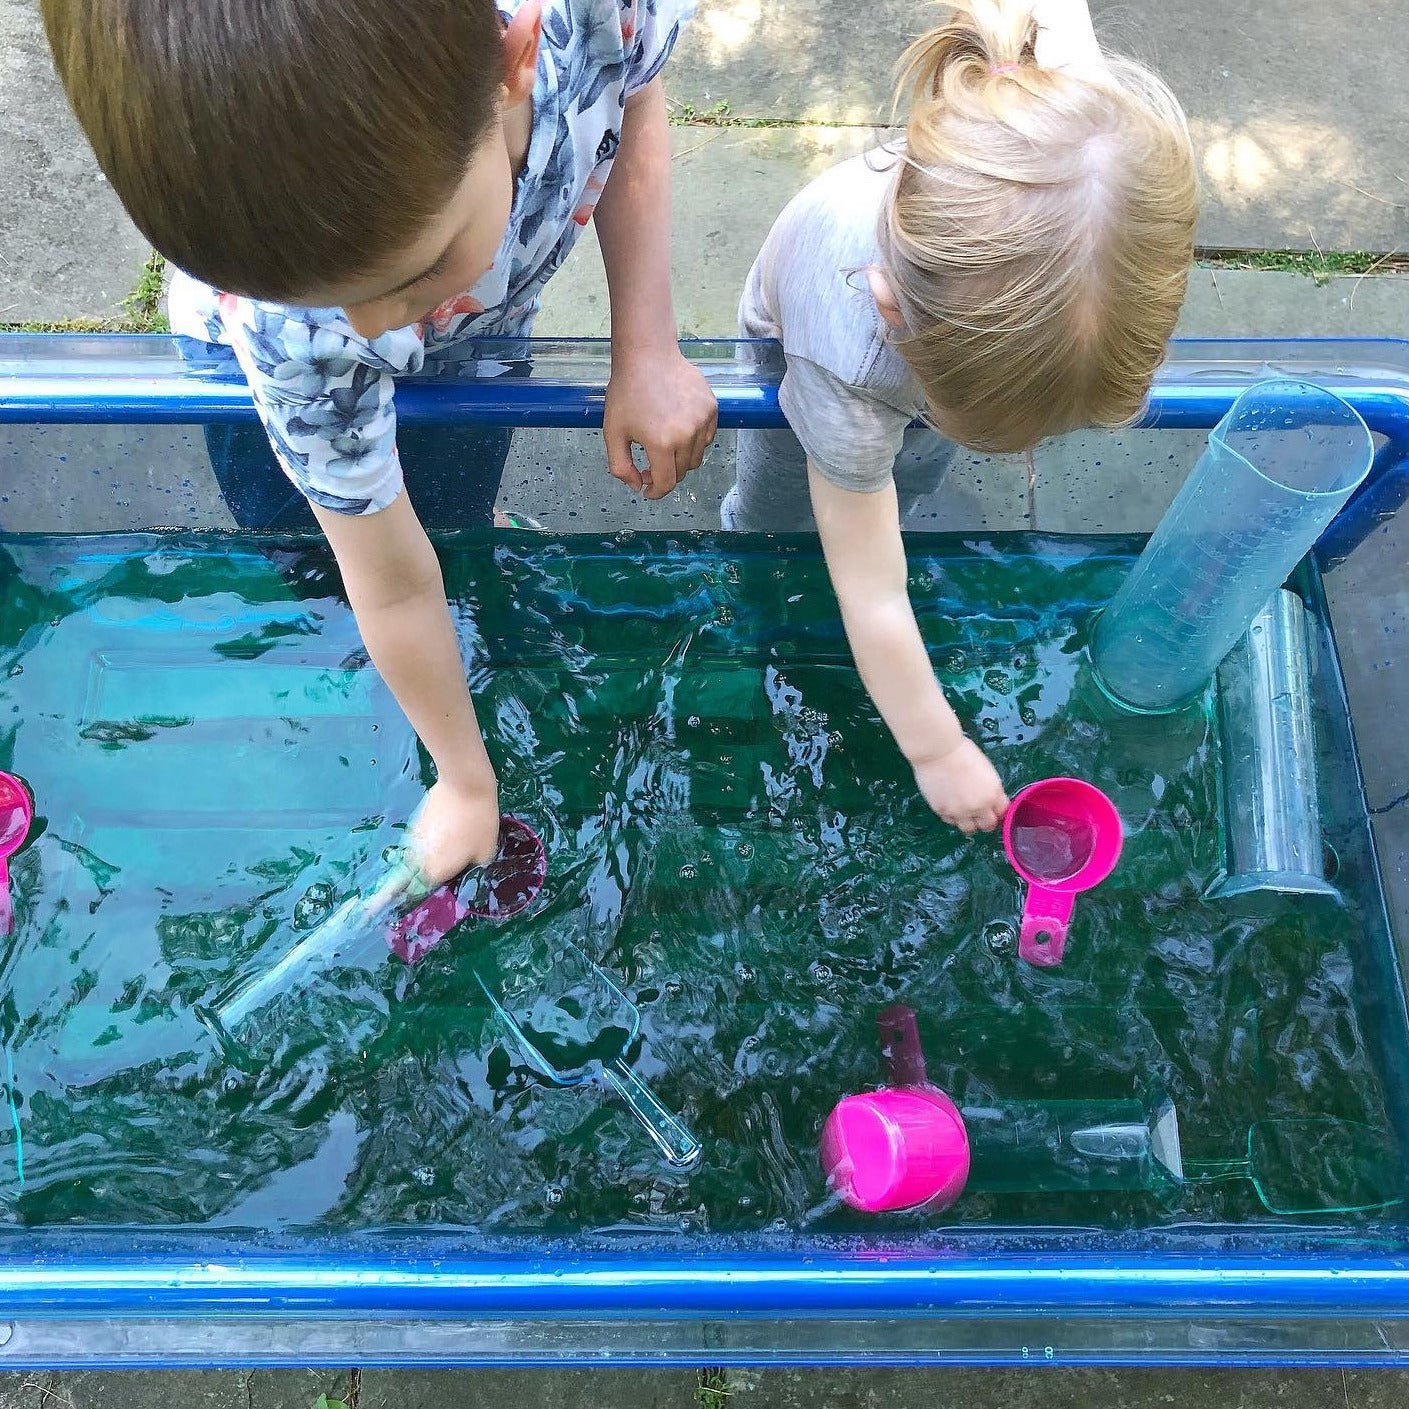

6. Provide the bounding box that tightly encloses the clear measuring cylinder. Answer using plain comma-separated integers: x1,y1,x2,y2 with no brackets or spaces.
1092,378,1372,712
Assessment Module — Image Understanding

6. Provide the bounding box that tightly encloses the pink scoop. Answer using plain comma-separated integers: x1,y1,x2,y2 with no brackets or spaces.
0,773,34,936
1002,777,1122,967
822,1087,970,1213
388,815,547,964
821,1007,970,1213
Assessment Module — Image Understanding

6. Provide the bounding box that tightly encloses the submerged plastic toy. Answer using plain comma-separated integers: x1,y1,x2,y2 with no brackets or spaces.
1211,589,1341,911
215,816,546,1031
473,933,702,1169
821,1006,1181,1214
821,1082,970,1214
0,772,34,936
1003,777,1123,967
391,824,697,1167
389,816,547,962
823,1006,1400,1217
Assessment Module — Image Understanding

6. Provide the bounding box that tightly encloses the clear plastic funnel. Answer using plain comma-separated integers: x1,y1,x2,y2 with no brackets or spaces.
1092,379,1372,712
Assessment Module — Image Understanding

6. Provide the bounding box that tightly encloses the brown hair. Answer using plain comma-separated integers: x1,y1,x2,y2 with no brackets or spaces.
41,0,506,301
879,1,1198,454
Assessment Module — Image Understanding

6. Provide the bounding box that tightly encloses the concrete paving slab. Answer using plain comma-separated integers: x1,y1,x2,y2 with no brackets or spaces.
540,130,1409,344
1349,1364,1409,1406
1321,509,1409,946
536,124,882,339
720,1367,1409,1407
1037,269,1409,537
2,0,1405,330
542,144,1409,541
496,425,736,529
0,0,153,322
1031,428,1207,535
1177,268,1409,338
668,0,1409,250
0,423,232,532
356,1368,699,1409
497,427,1034,534
0,1370,349,1409
0,1366,1407,1408
913,451,1034,532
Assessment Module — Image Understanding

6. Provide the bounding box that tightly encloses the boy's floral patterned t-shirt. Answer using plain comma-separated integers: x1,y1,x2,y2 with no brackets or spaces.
168,0,691,516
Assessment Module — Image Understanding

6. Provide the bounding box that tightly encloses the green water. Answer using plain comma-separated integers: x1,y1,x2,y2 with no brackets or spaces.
0,530,1398,1232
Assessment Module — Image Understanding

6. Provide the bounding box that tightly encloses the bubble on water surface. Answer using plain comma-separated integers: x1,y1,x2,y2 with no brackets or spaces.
984,921,1017,956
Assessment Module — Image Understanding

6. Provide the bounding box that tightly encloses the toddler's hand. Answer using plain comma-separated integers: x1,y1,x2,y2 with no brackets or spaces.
604,347,718,500
404,775,502,891
913,738,1009,835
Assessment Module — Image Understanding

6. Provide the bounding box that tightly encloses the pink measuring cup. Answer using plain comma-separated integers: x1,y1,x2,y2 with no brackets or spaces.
1002,777,1122,968
821,1086,971,1214
0,772,34,936
388,815,547,964
820,1007,971,1213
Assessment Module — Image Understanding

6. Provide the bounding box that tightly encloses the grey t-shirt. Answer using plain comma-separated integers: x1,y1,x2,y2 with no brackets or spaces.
738,149,925,492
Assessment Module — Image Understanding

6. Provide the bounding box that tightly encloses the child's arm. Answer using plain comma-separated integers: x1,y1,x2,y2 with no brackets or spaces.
1032,0,1106,76
808,464,1009,834
314,495,501,885
594,76,718,501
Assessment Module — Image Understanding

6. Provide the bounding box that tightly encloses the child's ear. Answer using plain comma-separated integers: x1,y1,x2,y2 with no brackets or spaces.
501,0,543,107
867,268,908,330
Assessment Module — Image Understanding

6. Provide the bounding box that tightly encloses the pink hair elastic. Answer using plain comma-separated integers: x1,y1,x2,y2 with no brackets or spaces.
991,63,1021,75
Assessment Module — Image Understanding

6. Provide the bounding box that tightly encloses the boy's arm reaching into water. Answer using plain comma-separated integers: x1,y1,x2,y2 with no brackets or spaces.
594,77,718,501
808,464,1009,834
314,494,501,887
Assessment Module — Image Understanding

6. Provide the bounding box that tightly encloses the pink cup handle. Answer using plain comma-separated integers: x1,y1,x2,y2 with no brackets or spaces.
877,1004,928,1088
0,859,10,937
1018,883,1075,967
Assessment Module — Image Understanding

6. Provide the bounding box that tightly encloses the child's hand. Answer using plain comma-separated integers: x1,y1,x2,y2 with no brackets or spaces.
913,738,1009,835
405,775,503,890
604,348,718,501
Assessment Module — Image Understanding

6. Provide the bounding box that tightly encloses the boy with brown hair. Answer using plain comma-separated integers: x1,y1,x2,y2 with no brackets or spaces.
43,0,717,889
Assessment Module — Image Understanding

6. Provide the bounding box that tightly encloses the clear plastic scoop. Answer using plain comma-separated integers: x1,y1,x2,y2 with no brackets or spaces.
1184,1117,1403,1216
471,930,702,1169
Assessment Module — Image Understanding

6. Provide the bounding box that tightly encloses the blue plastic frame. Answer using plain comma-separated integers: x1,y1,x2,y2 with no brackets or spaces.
4,333,1407,560
2,333,1409,1366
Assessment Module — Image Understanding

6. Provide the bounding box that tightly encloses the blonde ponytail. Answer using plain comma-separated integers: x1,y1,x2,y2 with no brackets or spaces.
879,3,1198,453
894,0,1036,104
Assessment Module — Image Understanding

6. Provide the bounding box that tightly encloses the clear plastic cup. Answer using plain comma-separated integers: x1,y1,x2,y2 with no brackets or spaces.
1092,379,1372,712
